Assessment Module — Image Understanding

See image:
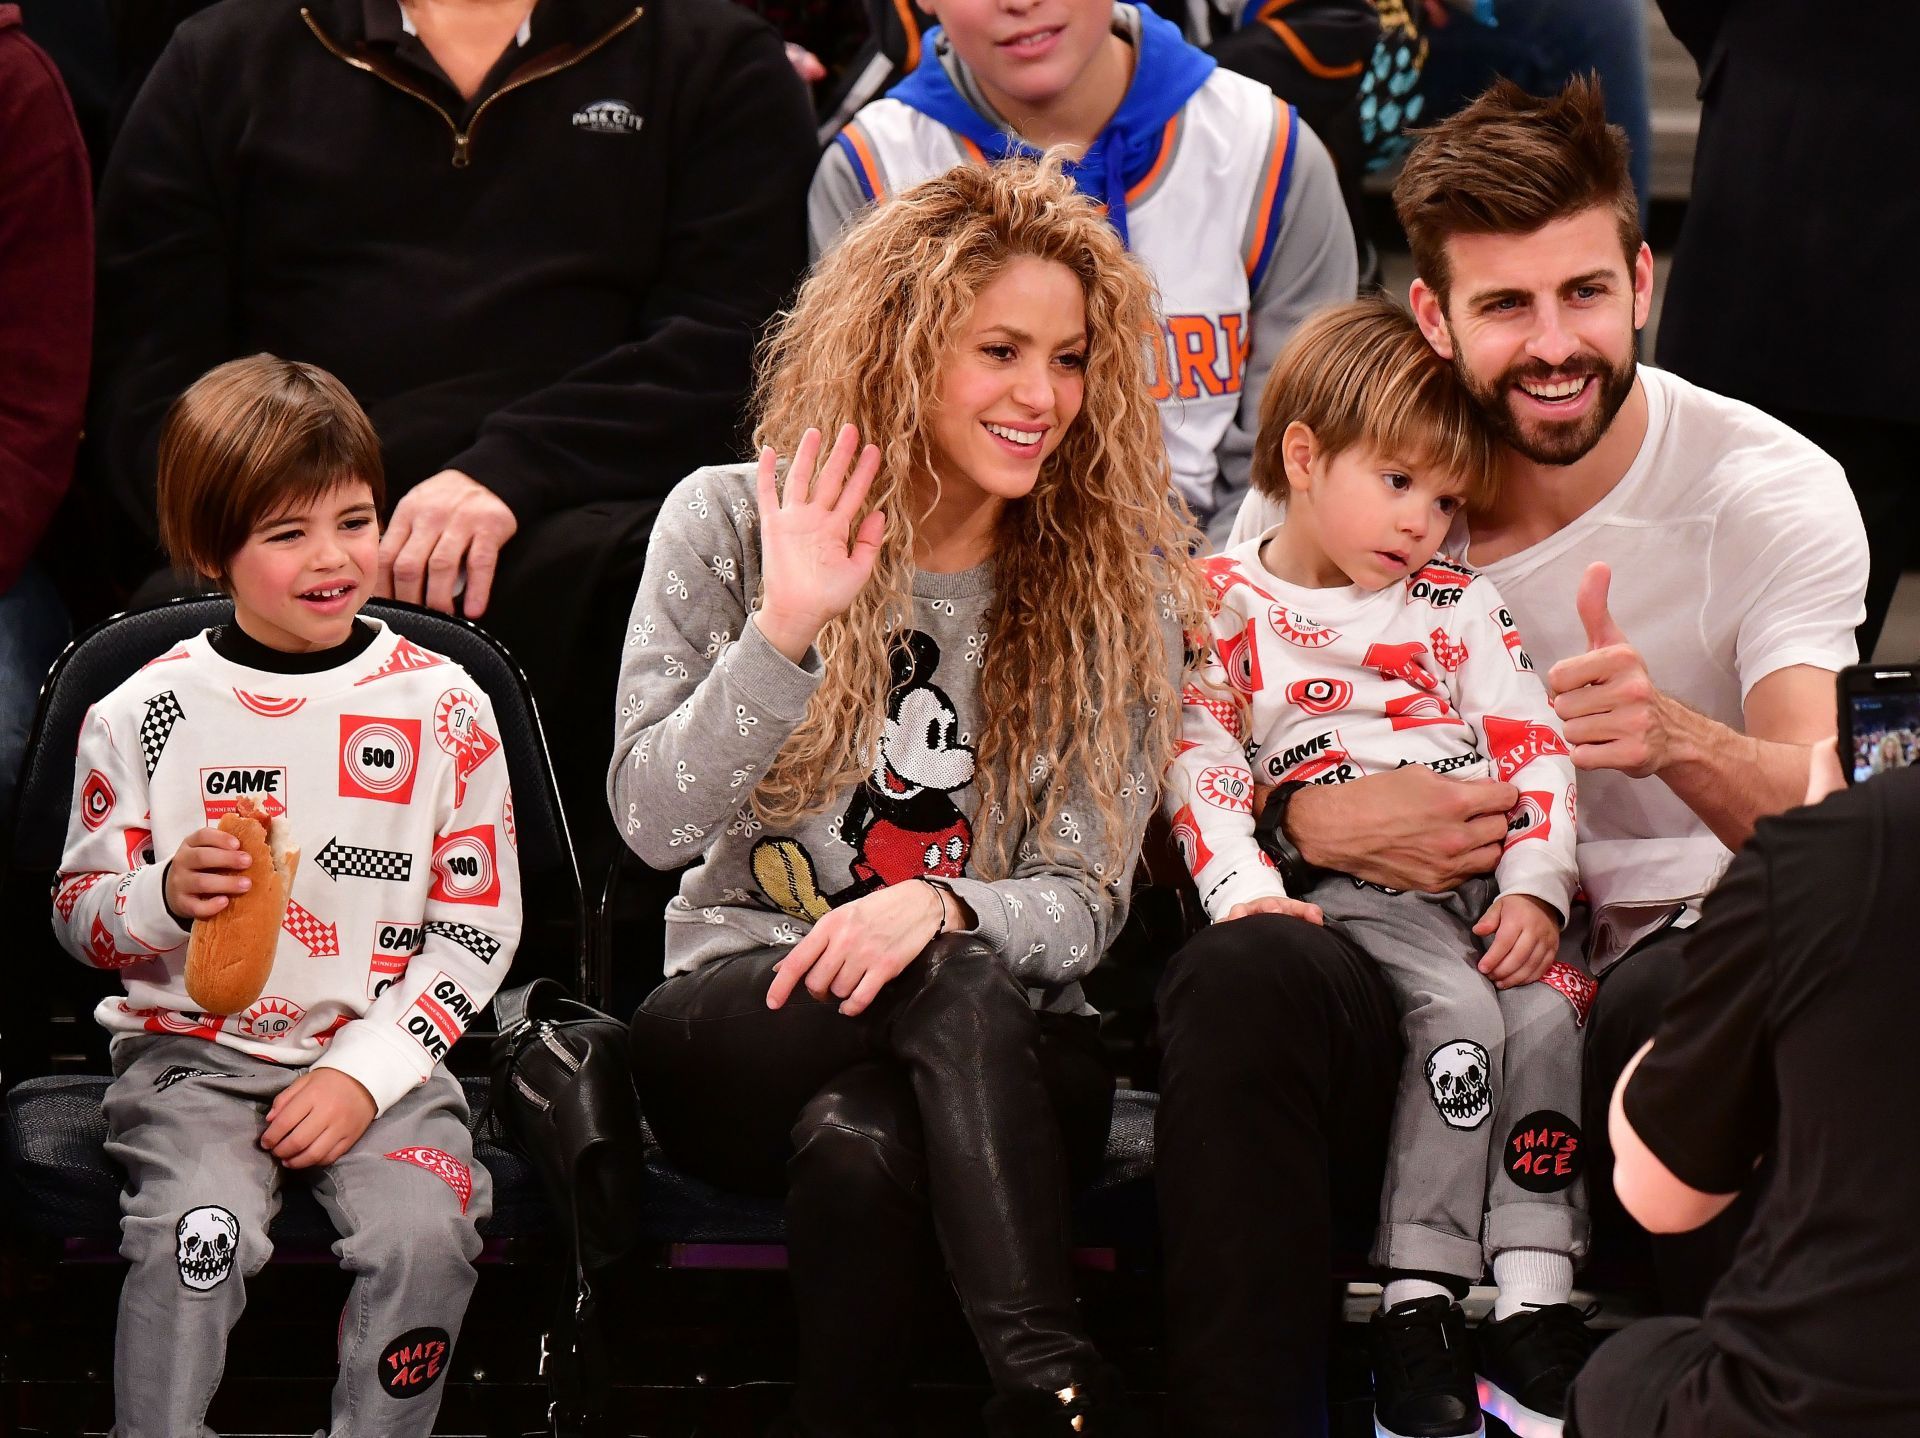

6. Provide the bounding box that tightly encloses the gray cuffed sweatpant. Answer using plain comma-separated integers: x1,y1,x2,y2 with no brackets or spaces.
1305,876,1590,1282
102,1033,491,1437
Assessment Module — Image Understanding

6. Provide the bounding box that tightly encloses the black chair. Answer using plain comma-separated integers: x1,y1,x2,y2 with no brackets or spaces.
1,597,585,1433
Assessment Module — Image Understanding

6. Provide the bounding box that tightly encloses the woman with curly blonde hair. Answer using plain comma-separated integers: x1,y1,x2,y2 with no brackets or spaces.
610,157,1205,1436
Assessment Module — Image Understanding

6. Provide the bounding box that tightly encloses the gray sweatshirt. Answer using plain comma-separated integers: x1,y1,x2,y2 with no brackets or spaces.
607,464,1177,1014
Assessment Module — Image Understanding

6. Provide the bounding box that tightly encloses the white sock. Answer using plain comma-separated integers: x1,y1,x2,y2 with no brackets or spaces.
1382,1277,1457,1312
1491,1248,1574,1321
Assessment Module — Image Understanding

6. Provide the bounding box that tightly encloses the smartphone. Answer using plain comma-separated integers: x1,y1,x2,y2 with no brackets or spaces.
1838,665,1920,784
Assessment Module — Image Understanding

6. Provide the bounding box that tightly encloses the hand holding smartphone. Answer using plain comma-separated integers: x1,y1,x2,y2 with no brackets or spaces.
1837,665,1920,785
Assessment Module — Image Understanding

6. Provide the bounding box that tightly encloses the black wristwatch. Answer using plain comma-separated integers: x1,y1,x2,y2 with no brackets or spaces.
1253,780,1326,893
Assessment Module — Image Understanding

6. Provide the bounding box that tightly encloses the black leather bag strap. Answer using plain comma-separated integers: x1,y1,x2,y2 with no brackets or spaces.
492,975,615,1433
493,976,560,1036
542,1230,608,1436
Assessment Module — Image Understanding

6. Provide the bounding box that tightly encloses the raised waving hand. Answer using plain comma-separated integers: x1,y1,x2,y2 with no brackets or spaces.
755,424,886,663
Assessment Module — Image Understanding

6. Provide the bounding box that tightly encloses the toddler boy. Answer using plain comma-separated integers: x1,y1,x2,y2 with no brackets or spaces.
1168,299,1593,1437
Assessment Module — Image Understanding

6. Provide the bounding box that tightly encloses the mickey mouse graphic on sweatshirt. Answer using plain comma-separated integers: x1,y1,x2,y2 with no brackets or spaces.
753,630,975,920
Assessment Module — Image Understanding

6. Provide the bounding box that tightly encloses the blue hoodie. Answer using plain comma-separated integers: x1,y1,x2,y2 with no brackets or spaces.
883,4,1215,246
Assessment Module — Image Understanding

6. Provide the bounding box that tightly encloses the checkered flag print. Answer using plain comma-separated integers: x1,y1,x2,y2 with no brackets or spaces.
282,899,340,957
425,920,502,964
139,692,185,777
314,837,413,883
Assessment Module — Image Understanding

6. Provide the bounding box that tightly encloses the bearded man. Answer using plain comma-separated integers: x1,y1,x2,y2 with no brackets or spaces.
1158,75,1868,1438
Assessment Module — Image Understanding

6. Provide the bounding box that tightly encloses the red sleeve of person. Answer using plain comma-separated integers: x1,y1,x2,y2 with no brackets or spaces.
0,4,91,594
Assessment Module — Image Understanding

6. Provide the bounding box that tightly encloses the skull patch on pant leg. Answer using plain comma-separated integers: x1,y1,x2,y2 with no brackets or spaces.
176,1205,239,1290
1426,1040,1492,1130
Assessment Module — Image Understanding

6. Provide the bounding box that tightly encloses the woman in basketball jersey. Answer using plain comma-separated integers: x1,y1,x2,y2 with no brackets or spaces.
613,159,1206,1435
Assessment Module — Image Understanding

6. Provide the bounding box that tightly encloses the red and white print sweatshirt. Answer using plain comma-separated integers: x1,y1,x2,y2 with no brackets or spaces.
52,620,521,1114
1169,535,1579,921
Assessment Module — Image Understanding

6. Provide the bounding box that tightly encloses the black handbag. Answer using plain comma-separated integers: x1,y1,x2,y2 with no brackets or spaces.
490,976,646,1267
489,978,646,1432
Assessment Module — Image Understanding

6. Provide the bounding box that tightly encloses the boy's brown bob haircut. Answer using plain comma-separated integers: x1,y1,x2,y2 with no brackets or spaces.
1393,74,1640,307
157,354,385,584
1250,295,1496,507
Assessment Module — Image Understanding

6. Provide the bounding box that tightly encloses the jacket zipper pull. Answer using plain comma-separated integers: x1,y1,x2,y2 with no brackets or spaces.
452,131,472,167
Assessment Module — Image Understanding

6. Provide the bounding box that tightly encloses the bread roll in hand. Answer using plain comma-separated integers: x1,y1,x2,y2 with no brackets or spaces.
185,795,298,1014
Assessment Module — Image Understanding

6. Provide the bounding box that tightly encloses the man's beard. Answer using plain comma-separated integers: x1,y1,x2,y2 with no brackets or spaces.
1450,336,1636,467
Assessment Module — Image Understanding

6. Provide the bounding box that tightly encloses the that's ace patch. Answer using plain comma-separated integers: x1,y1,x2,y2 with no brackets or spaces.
378,1327,450,1398
1505,1111,1584,1193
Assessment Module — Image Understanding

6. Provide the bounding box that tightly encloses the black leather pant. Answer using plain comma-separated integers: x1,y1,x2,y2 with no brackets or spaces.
630,935,1114,1437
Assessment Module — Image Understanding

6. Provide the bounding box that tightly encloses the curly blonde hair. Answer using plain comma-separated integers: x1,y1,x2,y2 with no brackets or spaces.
750,157,1209,876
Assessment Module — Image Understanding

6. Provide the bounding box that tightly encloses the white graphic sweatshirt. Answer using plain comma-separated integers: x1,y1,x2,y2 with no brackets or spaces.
52,619,520,1113
1169,534,1579,921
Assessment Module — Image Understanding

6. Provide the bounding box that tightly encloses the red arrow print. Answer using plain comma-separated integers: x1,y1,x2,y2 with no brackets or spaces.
86,915,159,971
283,899,340,958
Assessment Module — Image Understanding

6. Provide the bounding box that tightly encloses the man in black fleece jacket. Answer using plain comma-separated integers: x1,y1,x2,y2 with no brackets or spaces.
89,0,816,843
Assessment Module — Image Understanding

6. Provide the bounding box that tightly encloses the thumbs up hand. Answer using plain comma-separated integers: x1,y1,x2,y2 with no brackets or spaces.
1546,561,1673,778
1575,561,1628,650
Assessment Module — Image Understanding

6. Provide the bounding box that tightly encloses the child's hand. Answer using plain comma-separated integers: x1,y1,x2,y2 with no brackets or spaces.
1222,895,1325,925
261,1069,376,1169
163,827,253,923
1473,894,1561,988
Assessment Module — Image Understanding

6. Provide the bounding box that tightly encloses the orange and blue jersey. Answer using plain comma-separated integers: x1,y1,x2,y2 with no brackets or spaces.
810,4,1356,537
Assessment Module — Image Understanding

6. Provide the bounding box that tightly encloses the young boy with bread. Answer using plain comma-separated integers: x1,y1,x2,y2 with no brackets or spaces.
52,355,520,1435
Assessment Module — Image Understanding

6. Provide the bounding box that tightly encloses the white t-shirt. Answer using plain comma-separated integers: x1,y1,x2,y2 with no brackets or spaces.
1227,365,1868,912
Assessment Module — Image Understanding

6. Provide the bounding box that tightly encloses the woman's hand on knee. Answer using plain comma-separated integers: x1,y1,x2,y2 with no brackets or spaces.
755,425,887,663
766,880,948,1016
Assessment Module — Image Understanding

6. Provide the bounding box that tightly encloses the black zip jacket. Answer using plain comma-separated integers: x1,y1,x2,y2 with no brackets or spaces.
90,0,816,541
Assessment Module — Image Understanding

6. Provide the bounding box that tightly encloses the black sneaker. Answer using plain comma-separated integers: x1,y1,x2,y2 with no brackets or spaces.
1474,1302,1601,1438
1369,1296,1485,1438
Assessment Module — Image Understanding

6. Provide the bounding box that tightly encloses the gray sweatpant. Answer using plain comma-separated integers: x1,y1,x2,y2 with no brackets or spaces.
1307,876,1590,1281
102,1034,491,1437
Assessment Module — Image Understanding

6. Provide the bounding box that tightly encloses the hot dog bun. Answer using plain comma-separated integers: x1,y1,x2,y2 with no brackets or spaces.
184,795,299,1015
